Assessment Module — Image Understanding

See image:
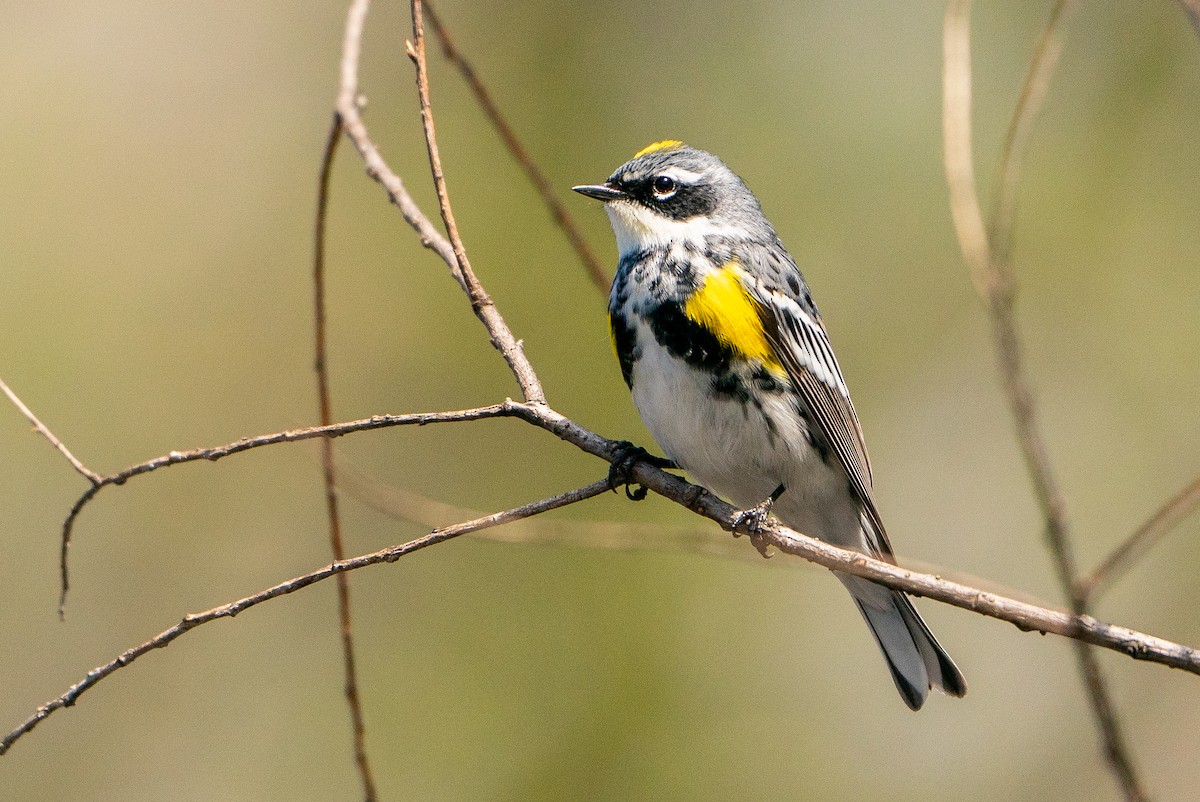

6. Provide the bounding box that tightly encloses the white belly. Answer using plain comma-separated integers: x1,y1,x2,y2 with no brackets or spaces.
628,325,863,547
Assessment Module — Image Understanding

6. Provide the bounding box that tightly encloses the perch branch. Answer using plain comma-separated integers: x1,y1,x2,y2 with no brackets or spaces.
8,438,1200,756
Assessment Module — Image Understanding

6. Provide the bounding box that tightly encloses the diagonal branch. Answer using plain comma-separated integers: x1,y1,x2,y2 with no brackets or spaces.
423,1,610,294
3,479,614,756
1080,474,1200,602
312,112,377,802
406,0,545,404
1,377,101,486
943,3,1147,801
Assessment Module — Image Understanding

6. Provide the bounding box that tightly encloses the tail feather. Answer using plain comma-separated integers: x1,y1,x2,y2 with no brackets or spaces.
841,575,967,710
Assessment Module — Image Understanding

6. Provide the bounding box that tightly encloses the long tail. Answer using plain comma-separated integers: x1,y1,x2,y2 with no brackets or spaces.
839,575,967,710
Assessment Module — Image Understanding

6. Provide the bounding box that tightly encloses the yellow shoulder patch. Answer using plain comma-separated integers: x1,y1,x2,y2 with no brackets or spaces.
633,140,684,159
683,263,783,372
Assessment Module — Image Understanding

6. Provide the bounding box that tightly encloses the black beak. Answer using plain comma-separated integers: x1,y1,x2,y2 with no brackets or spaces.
572,183,627,202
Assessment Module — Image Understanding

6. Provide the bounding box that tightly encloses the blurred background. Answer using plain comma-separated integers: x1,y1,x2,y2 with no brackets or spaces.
2,1,1198,799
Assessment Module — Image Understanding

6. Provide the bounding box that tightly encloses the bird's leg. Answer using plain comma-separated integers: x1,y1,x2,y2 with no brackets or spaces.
607,440,677,501
732,484,786,558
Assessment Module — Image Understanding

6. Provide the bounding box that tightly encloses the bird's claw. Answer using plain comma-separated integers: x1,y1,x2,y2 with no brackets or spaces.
607,441,674,501
732,491,781,559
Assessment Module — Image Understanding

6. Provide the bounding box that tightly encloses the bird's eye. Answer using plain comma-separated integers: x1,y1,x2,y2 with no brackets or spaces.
652,175,676,197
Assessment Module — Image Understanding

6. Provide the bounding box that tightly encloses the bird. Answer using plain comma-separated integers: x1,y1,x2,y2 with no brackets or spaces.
573,140,966,709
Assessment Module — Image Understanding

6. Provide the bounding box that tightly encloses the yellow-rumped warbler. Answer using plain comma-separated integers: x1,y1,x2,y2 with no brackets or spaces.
574,140,966,710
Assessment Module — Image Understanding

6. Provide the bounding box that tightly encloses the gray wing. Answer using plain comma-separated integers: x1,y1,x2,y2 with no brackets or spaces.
737,242,892,558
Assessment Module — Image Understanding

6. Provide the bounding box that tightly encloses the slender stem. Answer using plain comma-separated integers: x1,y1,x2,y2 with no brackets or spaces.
313,110,378,802
0,377,101,485
1080,474,1200,601
407,0,546,404
423,1,610,295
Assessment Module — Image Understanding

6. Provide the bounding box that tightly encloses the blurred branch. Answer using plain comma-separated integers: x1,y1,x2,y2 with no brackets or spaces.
312,112,377,802
57,404,519,615
424,1,610,294
943,3,1147,801
1180,0,1200,37
1080,475,1200,602
338,458,1058,606
0,377,101,486
406,0,546,405
1,479,615,757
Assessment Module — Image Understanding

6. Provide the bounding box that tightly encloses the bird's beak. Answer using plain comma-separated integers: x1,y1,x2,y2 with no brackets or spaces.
572,182,627,202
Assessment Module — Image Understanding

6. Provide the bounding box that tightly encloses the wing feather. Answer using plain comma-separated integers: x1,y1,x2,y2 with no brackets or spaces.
736,246,893,558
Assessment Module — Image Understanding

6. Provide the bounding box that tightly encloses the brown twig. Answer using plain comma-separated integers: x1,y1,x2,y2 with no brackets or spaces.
57,404,519,615
943,4,1147,801
313,113,378,802
1080,474,1200,602
423,1,610,294
335,0,463,287
406,0,546,405
0,377,101,486
2,479,614,756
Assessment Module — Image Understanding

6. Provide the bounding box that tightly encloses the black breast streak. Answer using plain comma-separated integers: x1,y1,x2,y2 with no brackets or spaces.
609,313,639,388
646,300,733,376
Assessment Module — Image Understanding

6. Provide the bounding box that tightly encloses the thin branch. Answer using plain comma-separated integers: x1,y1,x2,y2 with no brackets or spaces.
335,0,463,287
0,377,101,486
3,479,614,756
989,0,1075,266
1080,474,1200,602
57,404,519,615
423,1,610,295
406,0,546,404
943,4,1147,800
313,112,378,802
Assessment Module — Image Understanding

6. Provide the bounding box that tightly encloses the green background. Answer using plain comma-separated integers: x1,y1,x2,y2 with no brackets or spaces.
2,2,1198,799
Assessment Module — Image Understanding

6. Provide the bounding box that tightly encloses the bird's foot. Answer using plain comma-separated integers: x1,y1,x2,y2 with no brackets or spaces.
607,441,676,501
731,485,786,558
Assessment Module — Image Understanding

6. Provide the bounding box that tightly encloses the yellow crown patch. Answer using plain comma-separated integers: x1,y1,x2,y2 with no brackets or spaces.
633,140,684,159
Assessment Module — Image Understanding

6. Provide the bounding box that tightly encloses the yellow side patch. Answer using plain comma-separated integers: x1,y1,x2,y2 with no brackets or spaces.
633,139,684,159
683,264,783,372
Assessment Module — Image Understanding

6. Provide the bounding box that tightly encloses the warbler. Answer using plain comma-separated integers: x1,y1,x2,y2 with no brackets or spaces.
573,140,966,709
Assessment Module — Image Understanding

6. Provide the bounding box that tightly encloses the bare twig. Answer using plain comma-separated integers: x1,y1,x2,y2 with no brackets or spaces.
1080,474,1200,602
406,0,546,404
335,0,462,286
57,404,519,614
3,479,614,756
1180,0,1200,37
313,113,378,802
989,0,1074,266
0,377,101,486
423,1,610,294
943,4,1147,800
